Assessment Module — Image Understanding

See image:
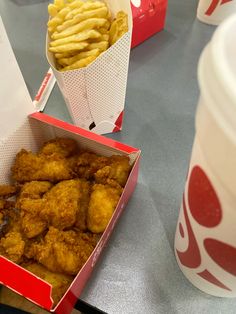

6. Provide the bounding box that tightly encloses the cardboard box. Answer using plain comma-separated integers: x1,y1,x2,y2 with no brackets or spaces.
0,16,141,314
0,112,141,314
47,0,133,135
131,0,168,48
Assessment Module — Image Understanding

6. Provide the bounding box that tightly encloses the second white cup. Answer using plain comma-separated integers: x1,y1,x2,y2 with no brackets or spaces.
175,14,236,297
197,0,236,25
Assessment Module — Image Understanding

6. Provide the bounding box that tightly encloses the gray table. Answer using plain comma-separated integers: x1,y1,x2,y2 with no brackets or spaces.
1,1,236,313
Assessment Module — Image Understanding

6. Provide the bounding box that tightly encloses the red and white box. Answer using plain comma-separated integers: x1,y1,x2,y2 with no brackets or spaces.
0,16,141,313
131,0,168,48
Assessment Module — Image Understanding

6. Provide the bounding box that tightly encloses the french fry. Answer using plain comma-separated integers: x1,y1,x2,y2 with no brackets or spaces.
87,41,109,52
98,27,109,34
57,59,69,67
68,0,84,9
58,48,100,66
48,17,63,33
48,4,58,17
116,11,128,36
56,7,108,33
55,51,78,59
60,55,97,71
109,11,128,45
50,30,101,47
91,33,109,42
49,42,88,53
65,1,105,21
54,0,65,10
48,4,71,32
52,18,108,40
109,20,118,46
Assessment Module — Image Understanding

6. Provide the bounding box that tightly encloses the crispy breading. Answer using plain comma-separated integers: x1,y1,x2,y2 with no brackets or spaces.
17,181,53,200
19,199,47,238
74,152,109,179
87,183,123,233
40,138,78,158
24,263,74,304
74,179,91,231
11,149,75,183
0,200,20,236
0,231,25,264
26,227,99,275
0,184,18,199
95,155,131,187
39,179,85,230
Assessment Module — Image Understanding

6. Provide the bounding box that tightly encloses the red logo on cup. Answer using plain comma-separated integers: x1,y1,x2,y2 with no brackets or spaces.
205,0,233,16
176,166,236,291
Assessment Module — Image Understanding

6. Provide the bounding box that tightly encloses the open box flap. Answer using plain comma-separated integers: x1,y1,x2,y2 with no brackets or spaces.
0,256,53,311
0,17,35,141
30,112,140,155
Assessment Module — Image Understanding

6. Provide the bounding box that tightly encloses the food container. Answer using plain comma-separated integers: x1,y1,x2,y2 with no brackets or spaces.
174,14,236,297
46,0,133,135
0,16,141,313
131,0,168,48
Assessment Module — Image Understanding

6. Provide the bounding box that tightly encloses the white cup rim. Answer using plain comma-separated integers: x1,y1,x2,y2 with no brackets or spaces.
211,14,236,103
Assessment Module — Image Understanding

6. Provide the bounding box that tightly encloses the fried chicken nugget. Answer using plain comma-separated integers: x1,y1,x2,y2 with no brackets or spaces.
40,137,78,158
17,181,53,200
11,149,75,183
26,227,99,275
16,181,53,238
24,263,74,305
74,179,91,231
0,199,21,238
87,183,123,233
0,231,25,264
95,155,131,187
40,179,87,230
0,184,18,199
75,152,109,180
19,199,47,238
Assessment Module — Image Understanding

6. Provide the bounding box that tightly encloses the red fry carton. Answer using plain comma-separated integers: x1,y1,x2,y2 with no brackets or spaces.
131,0,168,48
0,16,140,313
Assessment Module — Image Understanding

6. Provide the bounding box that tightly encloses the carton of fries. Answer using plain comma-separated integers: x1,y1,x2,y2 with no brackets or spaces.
46,0,133,135
0,16,140,313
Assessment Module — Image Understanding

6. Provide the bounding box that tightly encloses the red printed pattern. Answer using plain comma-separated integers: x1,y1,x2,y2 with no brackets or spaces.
204,239,236,276
177,165,236,291
205,0,233,16
34,73,51,101
176,196,202,268
188,166,222,228
113,111,124,132
197,269,231,291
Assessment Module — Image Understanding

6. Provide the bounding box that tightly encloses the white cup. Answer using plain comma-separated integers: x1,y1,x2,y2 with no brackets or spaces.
197,0,236,25
175,14,236,297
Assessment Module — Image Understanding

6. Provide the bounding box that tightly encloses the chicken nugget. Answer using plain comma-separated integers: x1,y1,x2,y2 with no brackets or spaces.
0,231,25,264
11,149,75,183
27,227,99,275
95,155,131,187
87,183,123,233
40,138,78,158
0,184,18,199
